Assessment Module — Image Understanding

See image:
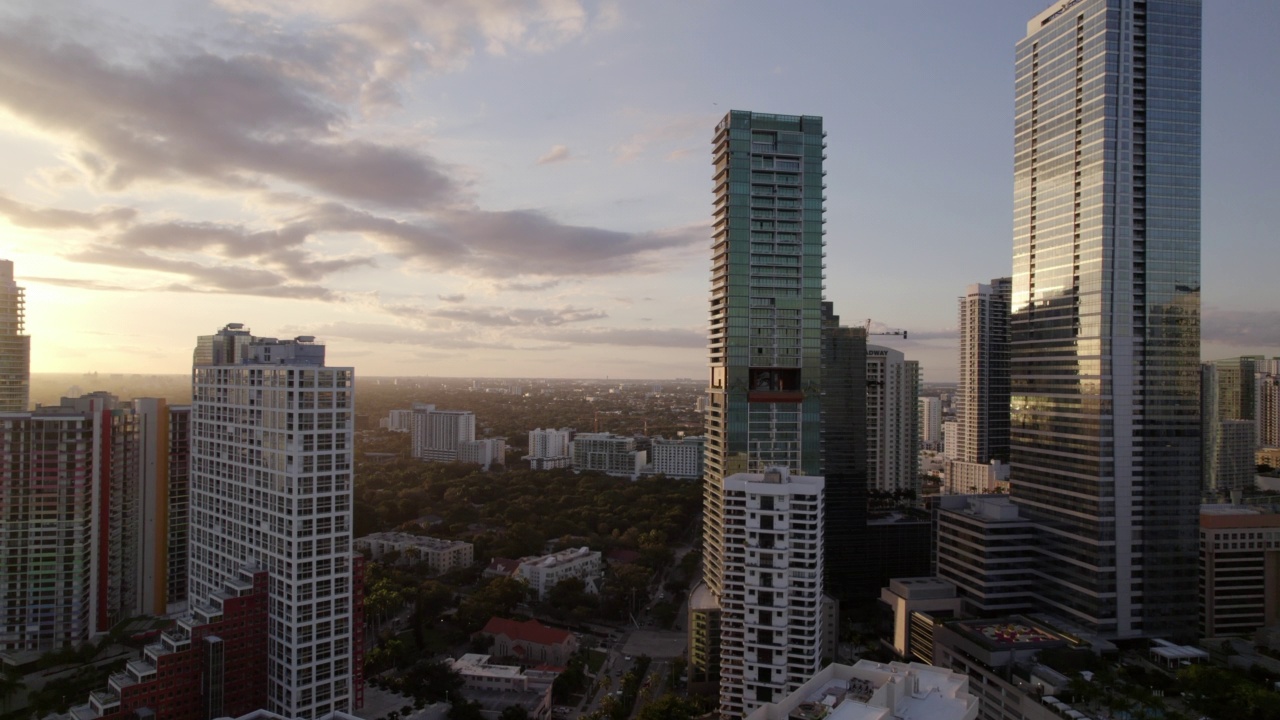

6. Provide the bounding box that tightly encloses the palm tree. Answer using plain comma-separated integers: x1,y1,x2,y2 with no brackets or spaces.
0,669,27,713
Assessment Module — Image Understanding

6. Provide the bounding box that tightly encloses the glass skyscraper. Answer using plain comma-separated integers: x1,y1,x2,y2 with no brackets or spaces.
1010,0,1201,637
698,110,827,718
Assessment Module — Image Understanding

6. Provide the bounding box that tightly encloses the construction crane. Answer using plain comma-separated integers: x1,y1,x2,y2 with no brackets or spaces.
866,318,909,340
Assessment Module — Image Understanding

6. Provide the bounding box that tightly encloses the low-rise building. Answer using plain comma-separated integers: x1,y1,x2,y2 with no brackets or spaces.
354,533,474,575
742,660,978,720
1200,504,1280,638
880,577,963,663
945,460,1009,495
931,618,1074,720
477,617,578,666
59,568,271,720
516,547,602,601
935,495,1036,617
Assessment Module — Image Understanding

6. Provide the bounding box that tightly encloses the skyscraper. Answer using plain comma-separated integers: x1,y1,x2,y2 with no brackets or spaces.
1009,0,1202,637
956,278,1011,466
698,110,827,718
865,345,920,494
0,259,30,412
819,302,868,602
191,324,359,717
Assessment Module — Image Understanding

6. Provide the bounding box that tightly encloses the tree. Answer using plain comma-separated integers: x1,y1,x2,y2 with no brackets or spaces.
500,706,530,720
448,700,485,720
637,694,703,720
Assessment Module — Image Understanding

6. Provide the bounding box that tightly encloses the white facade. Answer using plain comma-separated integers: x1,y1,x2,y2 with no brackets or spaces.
650,436,705,479
866,345,920,493
719,468,825,719
942,420,959,461
918,397,942,449
945,459,1010,496
743,660,978,720
957,279,1011,466
410,404,476,462
570,433,646,479
459,437,506,469
1259,371,1280,449
381,409,413,433
516,547,602,600
0,259,29,413
191,324,355,718
354,532,473,575
525,427,572,470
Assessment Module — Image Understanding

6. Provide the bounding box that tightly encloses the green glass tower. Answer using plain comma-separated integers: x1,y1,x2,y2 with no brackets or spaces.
697,111,827,717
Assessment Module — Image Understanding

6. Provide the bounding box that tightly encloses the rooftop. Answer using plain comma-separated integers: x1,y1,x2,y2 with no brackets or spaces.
744,660,977,720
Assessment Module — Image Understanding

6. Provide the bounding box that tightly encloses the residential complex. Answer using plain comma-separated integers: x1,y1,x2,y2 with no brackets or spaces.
0,260,28,412
918,396,942,449
697,110,828,718
570,432,645,479
410,404,476,462
949,279,1011,493
649,435,705,479
514,547,602,601
458,437,506,470
525,427,573,470
718,468,827,718
1202,358,1261,496
353,532,473,575
190,324,359,717
865,345,920,494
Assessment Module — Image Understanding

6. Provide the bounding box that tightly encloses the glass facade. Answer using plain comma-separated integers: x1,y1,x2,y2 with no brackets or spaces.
1010,0,1201,637
701,110,827,718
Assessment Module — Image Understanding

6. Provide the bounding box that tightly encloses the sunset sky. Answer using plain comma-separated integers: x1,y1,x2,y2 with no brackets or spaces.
2,1,1277,380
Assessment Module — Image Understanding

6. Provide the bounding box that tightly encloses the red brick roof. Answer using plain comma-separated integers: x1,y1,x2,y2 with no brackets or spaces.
480,617,573,647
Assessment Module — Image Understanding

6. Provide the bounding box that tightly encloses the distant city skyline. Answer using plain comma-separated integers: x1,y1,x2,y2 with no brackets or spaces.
2,1,1278,381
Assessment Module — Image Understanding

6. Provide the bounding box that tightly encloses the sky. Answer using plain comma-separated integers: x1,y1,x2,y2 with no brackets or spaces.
1,1,1277,382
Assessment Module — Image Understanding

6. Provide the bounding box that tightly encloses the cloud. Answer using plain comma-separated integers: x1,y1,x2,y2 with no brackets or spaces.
23,276,135,292
0,194,135,230
213,0,605,109
537,144,572,165
496,279,562,292
431,305,606,327
536,327,705,348
1202,308,1280,347
284,320,518,350
66,245,341,300
0,20,459,208
612,113,717,164
437,293,467,303
305,202,705,277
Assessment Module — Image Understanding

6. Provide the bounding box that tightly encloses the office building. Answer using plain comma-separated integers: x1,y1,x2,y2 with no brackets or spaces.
865,345,919,494
820,304,869,602
1199,504,1280,638
650,435,705,479
718,468,826,718
935,496,1036,617
0,260,29,413
525,427,572,470
191,324,359,717
742,659,979,720
410,404,476,462
879,578,963,663
697,110,827,717
1002,0,1203,638
919,396,942,449
570,432,645,478
931,618,1072,720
